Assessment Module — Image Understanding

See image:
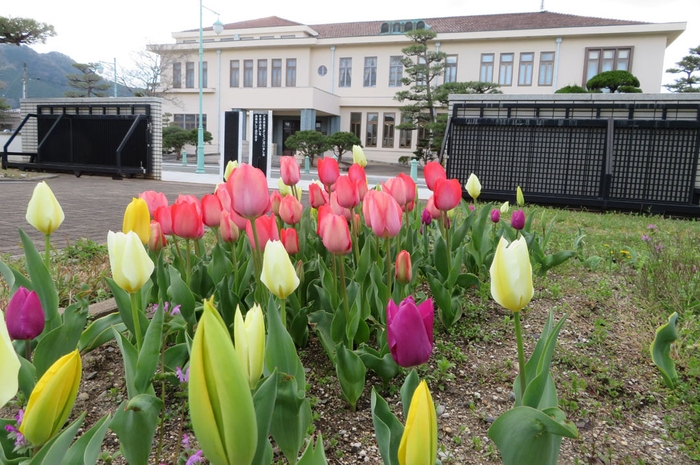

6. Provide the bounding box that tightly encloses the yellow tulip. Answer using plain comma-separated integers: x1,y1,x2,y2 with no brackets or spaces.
25,181,65,235
20,350,81,446
516,186,525,206
107,230,154,293
398,380,437,465
0,313,20,410
465,173,481,200
490,236,534,312
123,197,151,245
234,304,266,390
260,240,300,299
224,160,238,181
189,298,257,465
352,145,367,167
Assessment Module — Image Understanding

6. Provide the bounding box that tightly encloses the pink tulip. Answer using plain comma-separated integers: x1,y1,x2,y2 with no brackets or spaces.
424,161,446,191
270,191,283,216
280,228,299,255
320,213,352,255
5,287,45,340
395,250,412,284
246,214,279,251
220,210,240,243
176,194,202,216
227,163,270,220
201,194,223,228
148,220,167,253
386,296,434,368
317,157,340,187
309,182,329,209
330,192,353,221
425,196,441,220
215,183,232,212
170,201,204,239
335,175,360,209
366,191,402,238
279,195,303,225
317,205,333,238
383,177,407,209
433,178,463,211
348,164,366,184
280,156,301,186
153,205,173,236
138,190,168,216
362,189,377,229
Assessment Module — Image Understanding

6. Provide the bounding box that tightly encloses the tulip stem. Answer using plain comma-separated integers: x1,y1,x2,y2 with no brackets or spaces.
185,239,192,287
130,291,143,351
443,212,452,272
44,233,51,272
514,312,527,401
338,254,352,348
385,237,393,314
24,339,32,363
249,218,263,279
280,298,287,329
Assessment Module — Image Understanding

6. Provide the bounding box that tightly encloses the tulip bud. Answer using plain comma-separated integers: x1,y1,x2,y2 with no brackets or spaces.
386,296,434,368
511,209,525,230
224,160,238,181
201,194,223,228
20,350,82,446
0,314,21,410
234,304,266,390
395,250,412,285
280,228,300,255
260,240,300,299
26,181,65,235
490,236,533,312
490,209,500,223
398,380,438,465
220,210,240,243
500,201,510,214
108,230,155,294
309,181,328,209
123,197,151,245
148,220,167,253
5,287,45,341
295,259,305,289
421,209,432,226
189,298,257,465
280,156,301,186
516,186,525,206
352,145,367,167
465,173,481,200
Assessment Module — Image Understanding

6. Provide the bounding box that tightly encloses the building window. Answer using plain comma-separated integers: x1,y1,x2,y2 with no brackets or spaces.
399,114,412,149
518,53,534,86
286,58,297,87
480,54,494,82
416,57,427,86
444,55,457,83
498,53,513,86
244,60,253,87
382,113,395,148
230,60,239,87
258,59,267,87
539,52,555,86
185,62,195,88
173,114,206,131
350,112,362,139
584,48,632,82
172,63,181,88
364,57,377,87
271,59,282,87
339,57,352,88
389,56,403,87
200,61,208,88
366,113,378,147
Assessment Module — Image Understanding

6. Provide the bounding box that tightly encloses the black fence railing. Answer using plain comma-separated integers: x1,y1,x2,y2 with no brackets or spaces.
445,100,700,214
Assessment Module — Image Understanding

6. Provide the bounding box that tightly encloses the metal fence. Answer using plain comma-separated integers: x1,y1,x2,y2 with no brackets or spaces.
445,96,700,214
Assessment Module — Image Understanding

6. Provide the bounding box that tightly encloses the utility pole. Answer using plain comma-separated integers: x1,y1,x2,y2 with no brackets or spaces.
22,63,27,99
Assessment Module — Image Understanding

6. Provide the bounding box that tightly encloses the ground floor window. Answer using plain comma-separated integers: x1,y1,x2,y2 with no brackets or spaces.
350,112,362,140
382,113,395,148
366,113,378,147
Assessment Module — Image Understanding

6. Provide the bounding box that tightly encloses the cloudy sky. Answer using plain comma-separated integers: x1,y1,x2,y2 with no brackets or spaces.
5,0,699,90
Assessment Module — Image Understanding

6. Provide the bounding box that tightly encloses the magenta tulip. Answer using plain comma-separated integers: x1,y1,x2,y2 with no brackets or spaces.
386,296,434,367
5,287,45,340
511,209,525,230
491,209,501,223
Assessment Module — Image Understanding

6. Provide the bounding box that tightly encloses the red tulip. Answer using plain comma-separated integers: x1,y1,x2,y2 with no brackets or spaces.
335,175,360,209
138,190,168,216
279,195,303,225
395,250,412,284
280,228,299,255
220,210,240,243
280,156,301,186
424,161,446,191
270,191,283,216
153,206,173,236
317,157,340,187
433,178,462,211
309,182,328,209
215,183,232,212
320,213,352,255
366,191,402,238
348,164,366,184
386,296,434,368
228,163,271,220
5,287,45,340
176,194,202,216
171,201,204,239
201,194,223,228
355,179,368,201
148,220,167,252
245,214,279,251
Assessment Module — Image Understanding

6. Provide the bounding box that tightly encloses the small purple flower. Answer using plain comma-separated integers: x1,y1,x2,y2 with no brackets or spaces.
186,450,204,465
421,208,432,226
176,366,190,383
15,409,23,424
468,205,475,212
182,433,190,448
647,224,657,231
490,209,500,223
170,304,181,316
641,234,651,243
655,243,665,253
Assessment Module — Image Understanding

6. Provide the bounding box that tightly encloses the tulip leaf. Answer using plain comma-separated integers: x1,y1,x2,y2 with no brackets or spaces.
456,272,480,289
400,369,421,421
488,406,578,465
19,229,60,331
335,343,366,411
252,372,279,465
269,375,312,465
167,267,196,328
106,277,147,346
134,305,163,395
207,242,234,285
33,301,88,378
29,412,85,465
110,394,164,465
265,296,306,394
17,354,36,400
446,246,464,288
345,302,361,346
371,388,404,465
298,433,328,465
62,413,112,465
539,250,577,276
433,236,448,279
355,239,372,283
309,310,336,364
451,212,473,251
164,343,189,373
650,312,679,389
357,347,399,385
112,329,139,399
0,259,31,293
78,313,125,354
290,307,310,348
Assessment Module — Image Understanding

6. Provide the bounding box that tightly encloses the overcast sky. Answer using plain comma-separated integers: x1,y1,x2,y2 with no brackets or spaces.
5,0,699,91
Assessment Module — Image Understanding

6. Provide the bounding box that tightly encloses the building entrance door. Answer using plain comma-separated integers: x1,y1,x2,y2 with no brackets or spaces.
282,120,301,155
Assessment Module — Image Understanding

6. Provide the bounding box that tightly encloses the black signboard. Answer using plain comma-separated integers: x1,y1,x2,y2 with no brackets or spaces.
252,112,267,174
223,111,240,167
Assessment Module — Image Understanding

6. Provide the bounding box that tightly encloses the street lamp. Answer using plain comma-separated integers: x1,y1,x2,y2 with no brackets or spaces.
197,2,224,174
96,58,118,98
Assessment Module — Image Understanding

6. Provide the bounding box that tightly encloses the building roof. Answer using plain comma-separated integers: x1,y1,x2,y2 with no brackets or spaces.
187,16,303,32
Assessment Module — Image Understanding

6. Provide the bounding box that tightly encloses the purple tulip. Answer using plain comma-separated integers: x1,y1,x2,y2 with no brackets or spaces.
386,296,434,368
511,209,525,230
490,209,500,223
421,208,432,226
5,287,45,340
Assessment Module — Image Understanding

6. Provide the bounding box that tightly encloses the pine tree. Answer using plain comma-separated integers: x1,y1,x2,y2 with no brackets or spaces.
664,46,700,93
64,63,111,98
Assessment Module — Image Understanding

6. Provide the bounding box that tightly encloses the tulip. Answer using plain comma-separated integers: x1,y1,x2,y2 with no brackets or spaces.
386,296,434,367
189,298,257,465
500,201,510,214
148,220,167,253
26,181,65,235
383,176,407,209
320,213,352,255
421,208,432,226
260,240,300,299
5,287,45,341
108,230,155,294
335,175,360,209
201,194,224,228
366,191,402,238
279,195,303,225
425,196,441,220
398,380,438,465
308,181,328,208
280,228,299,255
423,161,446,191
511,209,525,230
234,304,266,390
223,159,238,181
516,185,525,206
348,163,367,184
433,178,462,212
352,145,367,167
464,173,481,201
317,156,340,187
398,173,417,207
138,190,168,216
220,210,240,243
228,163,270,220
330,192,353,222
280,156,301,186
20,350,81,446
245,214,279,251
491,209,501,223
215,183,232,212
490,236,533,312
270,190,283,215
0,314,21,410
171,201,204,239
154,205,173,236
122,197,151,245
395,250,412,284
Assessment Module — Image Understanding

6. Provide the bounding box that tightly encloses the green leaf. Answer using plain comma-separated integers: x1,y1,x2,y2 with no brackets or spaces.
134,305,163,395
269,375,312,465
167,266,196,327
106,277,146,346
78,313,125,353
252,372,279,465
19,229,60,330
17,355,36,400
112,329,139,398
29,413,85,465
265,296,305,394
650,312,679,389
110,394,164,465
62,413,112,465
370,388,404,465
335,344,366,410
298,434,328,465
308,310,336,364
433,236,448,278
0,259,31,293
357,347,399,385
400,369,420,420
0,418,25,464
487,406,578,465
207,241,234,286
163,343,189,372
539,250,576,276
33,301,88,378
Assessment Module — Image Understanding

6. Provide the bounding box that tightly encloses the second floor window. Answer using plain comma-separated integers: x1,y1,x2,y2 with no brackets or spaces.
271,59,282,87
230,60,239,87
244,60,253,87
258,59,267,87
389,56,403,87
172,63,181,88
585,48,631,82
539,52,555,86
499,53,513,86
444,55,457,83
185,62,195,88
286,58,297,87
364,57,377,87
518,53,534,86
480,54,494,82
339,57,352,88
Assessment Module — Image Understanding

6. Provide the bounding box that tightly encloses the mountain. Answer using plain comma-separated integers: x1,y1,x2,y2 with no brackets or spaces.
0,44,132,108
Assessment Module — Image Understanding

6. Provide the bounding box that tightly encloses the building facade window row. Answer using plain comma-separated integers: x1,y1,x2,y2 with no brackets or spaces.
173,114,207,130
350,111,414,149
172,61,208,89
